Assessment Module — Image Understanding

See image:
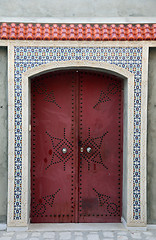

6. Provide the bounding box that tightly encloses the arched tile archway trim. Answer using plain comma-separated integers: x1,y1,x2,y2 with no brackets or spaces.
7,43,148,228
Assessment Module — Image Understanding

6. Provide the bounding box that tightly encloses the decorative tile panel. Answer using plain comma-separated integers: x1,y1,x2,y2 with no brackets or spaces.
14,46,142,221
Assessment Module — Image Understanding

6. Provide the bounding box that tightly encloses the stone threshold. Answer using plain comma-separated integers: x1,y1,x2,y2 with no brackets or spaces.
28,223,126,232
7,223,151,232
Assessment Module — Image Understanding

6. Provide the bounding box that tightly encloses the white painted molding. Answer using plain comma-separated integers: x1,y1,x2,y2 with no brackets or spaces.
22,60,134,80
140,46,149,226
0,17,156,24
121,217,147,231
7,44,15,227
1,40,156,48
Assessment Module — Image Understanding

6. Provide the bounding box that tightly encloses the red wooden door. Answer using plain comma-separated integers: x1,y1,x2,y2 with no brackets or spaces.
78,71,123,222
31,70,123,223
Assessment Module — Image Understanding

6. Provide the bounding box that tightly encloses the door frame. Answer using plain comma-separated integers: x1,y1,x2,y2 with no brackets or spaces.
26,61,133,225
28,61,133,223
7,43,148,229
30,69,124,224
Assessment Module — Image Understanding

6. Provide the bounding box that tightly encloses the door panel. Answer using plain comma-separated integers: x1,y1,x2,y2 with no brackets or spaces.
78,71,123,222
31,72,77,223
31,70,123,223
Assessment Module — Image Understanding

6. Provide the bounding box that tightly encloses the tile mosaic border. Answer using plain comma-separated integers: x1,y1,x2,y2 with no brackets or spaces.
7,41,148,227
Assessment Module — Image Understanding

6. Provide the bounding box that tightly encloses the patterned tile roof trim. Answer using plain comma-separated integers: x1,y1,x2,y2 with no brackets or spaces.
1,23,156,41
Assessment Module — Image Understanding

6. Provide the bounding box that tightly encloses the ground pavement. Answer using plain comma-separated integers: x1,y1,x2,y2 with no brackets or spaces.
0,230,156,240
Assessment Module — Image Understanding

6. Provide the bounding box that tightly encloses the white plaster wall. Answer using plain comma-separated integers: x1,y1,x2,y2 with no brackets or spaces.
0,0,155,17
147,48,156,224
0,47,7,223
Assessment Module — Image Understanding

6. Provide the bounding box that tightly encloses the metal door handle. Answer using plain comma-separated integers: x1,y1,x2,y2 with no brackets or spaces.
62,148,67,154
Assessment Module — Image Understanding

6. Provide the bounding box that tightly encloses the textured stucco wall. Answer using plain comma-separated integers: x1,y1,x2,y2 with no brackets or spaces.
0,0,155,17
0,47,7,223
147,48,156,224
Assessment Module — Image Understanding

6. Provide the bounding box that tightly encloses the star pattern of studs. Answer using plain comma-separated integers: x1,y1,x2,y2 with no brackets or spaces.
80,128,108,170
93,188,118,215
32,79,61,108
46,128,73,171
93,79,120,109
33,188,61,216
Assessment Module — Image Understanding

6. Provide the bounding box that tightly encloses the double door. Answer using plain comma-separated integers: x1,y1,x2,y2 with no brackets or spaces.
31,70,123,223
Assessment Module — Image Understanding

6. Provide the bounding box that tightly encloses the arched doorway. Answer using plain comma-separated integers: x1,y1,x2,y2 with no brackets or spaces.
30,69,123,223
